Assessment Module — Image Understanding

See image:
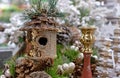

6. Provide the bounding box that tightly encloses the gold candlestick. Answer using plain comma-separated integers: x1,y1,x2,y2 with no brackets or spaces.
80,27,96,78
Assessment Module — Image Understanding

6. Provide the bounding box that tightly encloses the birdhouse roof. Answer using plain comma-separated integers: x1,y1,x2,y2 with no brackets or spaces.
20,14,58,31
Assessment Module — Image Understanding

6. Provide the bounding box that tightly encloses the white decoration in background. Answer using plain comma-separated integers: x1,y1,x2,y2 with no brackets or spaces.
101,37,115,68
0,32,6,44
10,13,28,27
92,55,98,60
0,64,12,78
100,22,117,38
101,1,104,6
4,69,11,78
56,0,80,26
7,41,16,48
56,0,111,26
115,3,120,17
56,0,119,29
108,49,115,68
104,38,113,42
0,75,6,78
0,13,25,49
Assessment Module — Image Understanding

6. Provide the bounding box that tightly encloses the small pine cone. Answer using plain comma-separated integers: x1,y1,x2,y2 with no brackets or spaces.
16,68,22,74
18,73,25,78
30,64,36,71
24,69,30,74
25,75,31,78
19,66,24,72
28,63,33,67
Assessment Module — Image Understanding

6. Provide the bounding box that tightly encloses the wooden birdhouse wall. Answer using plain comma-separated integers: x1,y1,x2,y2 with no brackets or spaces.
31,30,57,59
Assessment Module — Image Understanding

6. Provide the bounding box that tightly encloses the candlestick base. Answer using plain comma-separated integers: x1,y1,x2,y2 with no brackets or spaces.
81,53,92,78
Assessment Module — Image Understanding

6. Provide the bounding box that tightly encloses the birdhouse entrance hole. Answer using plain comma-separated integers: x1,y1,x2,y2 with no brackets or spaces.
38,37,48,46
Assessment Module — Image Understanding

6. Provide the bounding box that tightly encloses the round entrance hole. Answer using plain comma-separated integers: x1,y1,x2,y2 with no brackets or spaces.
38,37,48,46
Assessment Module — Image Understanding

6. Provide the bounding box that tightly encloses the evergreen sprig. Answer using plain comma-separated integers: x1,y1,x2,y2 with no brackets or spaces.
78,7,90,22
24,0,64,19
70,0,80,6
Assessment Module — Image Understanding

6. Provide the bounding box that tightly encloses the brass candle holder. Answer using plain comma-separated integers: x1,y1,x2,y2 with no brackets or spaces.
80,27,96,78
80,27,96,53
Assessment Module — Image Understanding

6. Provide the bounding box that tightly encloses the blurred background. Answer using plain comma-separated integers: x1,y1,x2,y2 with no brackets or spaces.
0,0,29,23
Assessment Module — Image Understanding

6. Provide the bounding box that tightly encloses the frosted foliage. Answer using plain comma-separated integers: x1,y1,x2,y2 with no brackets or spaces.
100,22,118,38
0,32,6,44
10,13,28,26
57,0,80,26
115,3,120,17
56,0,113,27
0,13,24,48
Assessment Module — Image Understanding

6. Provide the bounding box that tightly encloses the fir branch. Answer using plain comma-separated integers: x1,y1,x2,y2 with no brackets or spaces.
70,0,80,6
48,0,58,11
24,0,64,20
37,0,42,10
78,7,90,22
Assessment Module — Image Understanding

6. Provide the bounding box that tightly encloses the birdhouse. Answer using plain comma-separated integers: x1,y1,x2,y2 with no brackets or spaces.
20,14,58,59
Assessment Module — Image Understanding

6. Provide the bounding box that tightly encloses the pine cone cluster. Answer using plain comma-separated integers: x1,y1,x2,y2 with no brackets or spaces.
72,58,98,78
72,58,83,78
15,57,53,78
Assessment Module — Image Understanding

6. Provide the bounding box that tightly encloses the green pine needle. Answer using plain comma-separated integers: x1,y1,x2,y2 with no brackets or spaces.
24,0,64,20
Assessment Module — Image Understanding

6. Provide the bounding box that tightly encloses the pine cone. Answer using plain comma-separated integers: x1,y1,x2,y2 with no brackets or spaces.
57,26,72,45
15,57,53,78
